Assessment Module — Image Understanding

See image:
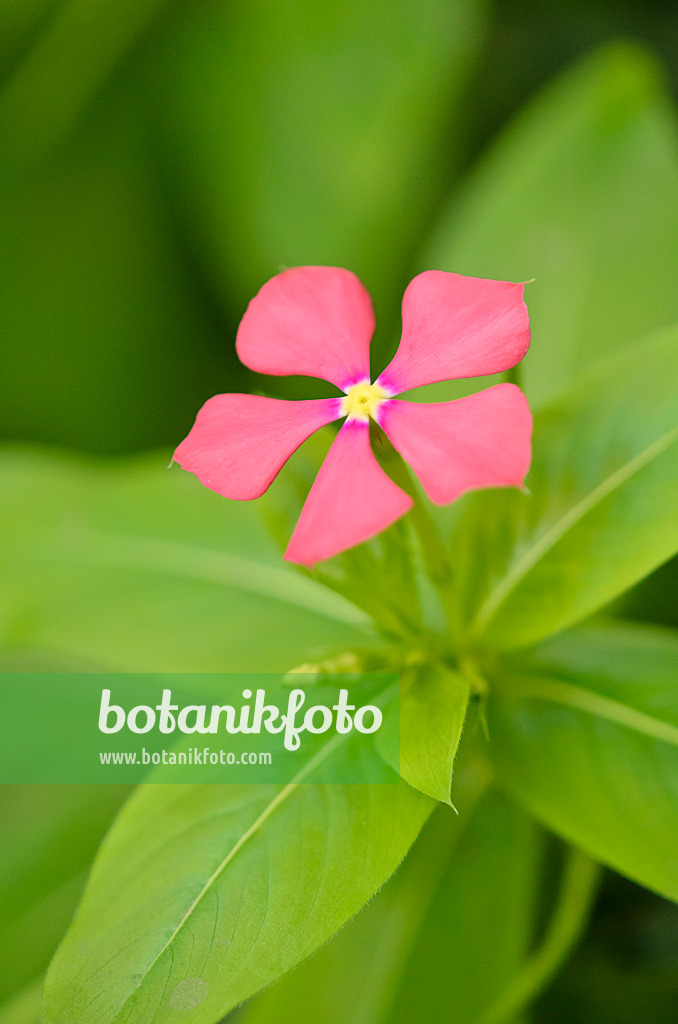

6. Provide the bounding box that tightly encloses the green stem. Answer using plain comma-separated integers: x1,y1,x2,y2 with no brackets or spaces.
477,846,601,1024
371,424,462,645
407,490,452,587
407,498,462,646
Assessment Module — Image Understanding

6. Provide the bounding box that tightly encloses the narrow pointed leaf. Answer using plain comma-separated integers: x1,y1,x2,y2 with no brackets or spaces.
378,667,470,803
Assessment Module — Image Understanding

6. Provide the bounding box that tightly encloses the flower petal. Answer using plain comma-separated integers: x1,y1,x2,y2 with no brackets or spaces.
285,420,412,567
236,266,375,389
379,383,532,504
377,271,530,394
174,394,342,500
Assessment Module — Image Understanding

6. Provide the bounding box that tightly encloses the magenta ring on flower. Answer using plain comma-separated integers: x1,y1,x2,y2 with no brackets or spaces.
174,266,533,567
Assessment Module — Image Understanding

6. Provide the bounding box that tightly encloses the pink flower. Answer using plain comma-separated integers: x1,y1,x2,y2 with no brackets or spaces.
175,267,532,567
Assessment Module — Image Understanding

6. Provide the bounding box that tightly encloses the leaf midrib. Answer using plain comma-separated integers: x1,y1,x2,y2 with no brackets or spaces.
106,732,347,1023
107,680,401,1022
472,422,678,638
506,675,678,748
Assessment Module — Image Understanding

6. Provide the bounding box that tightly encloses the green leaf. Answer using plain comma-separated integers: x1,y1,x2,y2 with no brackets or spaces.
242,785,543,1024
0,785,129,1004
0,448,375,671
43,773,432,1023
152,0,487,360
458,326,678,651
378,666,470,803
487,621,678,902
421,42,678,407
0,979,43,1024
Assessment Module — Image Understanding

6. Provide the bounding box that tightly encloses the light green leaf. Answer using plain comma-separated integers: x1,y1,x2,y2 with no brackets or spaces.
487,621,678,902
378,666,470,803
43,772,432,1023
0,448,374,671
458,326,678,651
0,785,129,1004
152,0,487,360
0,979,43,1024
242,784,543,1024
421,42,678,407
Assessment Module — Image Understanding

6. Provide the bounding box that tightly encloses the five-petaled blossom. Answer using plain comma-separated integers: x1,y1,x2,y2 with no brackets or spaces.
175,267,532,567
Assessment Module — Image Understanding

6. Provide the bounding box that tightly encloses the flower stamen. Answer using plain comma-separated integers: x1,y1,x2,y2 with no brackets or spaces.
341,382,387,421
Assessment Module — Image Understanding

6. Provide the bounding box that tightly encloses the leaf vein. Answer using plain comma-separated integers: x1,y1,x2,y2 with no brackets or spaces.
116,732,347,1017
472,423,678,637
507,676,678,747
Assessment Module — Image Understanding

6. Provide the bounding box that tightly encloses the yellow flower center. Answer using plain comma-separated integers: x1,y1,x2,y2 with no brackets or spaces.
341,382,387,421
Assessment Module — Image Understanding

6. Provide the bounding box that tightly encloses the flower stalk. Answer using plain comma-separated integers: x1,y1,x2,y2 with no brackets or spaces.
371,423,463,647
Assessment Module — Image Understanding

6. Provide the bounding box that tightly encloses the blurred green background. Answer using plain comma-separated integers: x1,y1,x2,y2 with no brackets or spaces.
2,0,678,455
1,0,678,1020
